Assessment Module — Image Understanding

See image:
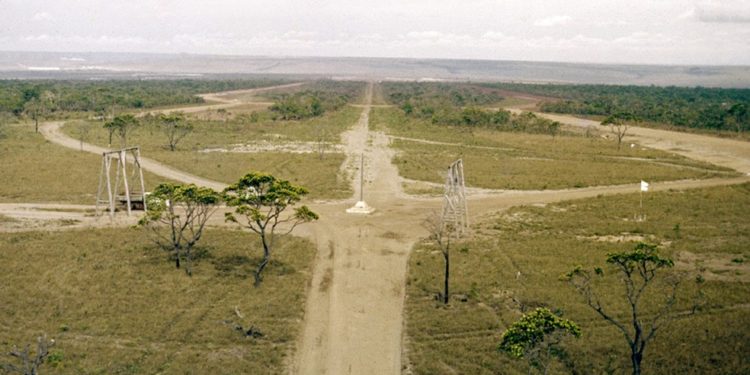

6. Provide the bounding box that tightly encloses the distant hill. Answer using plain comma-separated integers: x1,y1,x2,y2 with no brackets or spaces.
1,51,749,87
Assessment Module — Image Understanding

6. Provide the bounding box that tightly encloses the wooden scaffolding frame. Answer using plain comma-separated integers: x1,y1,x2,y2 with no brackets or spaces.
96,147,147,217
442,159,468,237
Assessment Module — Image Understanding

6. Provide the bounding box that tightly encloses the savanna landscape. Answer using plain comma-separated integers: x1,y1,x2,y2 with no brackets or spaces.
1,75,748,375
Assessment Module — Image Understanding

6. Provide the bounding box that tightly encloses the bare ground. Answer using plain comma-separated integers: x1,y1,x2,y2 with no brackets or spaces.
3,82,750,374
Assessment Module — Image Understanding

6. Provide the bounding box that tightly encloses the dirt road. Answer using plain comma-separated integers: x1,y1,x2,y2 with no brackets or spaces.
508,108,750,175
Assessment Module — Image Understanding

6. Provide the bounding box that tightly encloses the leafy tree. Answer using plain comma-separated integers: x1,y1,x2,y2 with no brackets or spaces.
601,112,636,149
563,242,698,375
103,114,139,148
726,103,748,133
139,183,221,276
1,334,55,375
224,172,319,286
423,212,457,304
158,112,193,151
499,308,581,375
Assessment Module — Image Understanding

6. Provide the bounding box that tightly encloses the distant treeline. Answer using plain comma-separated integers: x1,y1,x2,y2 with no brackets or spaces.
481,83,750,133
268,80,364,120
0,79,287,116
383,82,560,135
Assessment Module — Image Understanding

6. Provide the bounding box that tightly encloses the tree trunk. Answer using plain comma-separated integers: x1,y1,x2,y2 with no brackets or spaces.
254,236,271,287
34,118,38,133
443,250,450,304
174,248,181,269
631,351,642,375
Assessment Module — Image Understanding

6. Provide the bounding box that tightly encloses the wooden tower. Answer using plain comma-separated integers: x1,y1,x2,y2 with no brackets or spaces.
96,147,147,217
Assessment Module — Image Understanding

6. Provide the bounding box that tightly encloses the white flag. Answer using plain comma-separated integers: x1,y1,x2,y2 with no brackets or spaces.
640,180,649,192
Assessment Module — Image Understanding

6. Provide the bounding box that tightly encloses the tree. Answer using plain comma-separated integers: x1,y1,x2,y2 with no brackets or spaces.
499,308,581,375
563,242,697,375
139,183,221,276
1,335,54,375
158,112,193,151
726,103,748,134
23,98,43,133
223,173,319,286
103,114,139,148
74,121,93,151
423,212,456,304
601,113,636,150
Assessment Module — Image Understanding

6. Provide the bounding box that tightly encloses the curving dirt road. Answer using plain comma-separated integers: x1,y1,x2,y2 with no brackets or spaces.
5,82,750,374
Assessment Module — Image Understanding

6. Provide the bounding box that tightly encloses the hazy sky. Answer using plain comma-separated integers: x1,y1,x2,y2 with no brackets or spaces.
1,0,749,65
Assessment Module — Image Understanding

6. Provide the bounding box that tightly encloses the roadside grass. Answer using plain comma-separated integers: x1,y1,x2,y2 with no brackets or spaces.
0,124,169,204
405,183,750,374
0,227,315,374
371,108,736,190
150,151,350,200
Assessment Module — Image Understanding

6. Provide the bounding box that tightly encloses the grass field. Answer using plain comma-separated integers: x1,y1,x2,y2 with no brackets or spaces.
370,108,736,190
0,124,169,204
62,107,360,199
405,183,750,374
0,227,316,374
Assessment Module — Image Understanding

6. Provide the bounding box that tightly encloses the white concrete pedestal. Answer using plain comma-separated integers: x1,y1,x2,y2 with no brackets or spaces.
346,200,375,214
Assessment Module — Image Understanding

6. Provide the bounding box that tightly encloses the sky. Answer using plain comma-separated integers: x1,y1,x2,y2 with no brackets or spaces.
1,0,749,65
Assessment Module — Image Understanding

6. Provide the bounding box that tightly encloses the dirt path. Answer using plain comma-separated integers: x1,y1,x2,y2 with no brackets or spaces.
40,121,227,192
294,82,434,375
507,108,750,175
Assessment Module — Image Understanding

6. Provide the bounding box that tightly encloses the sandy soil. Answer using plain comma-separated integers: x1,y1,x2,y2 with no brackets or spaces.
4,82,750,374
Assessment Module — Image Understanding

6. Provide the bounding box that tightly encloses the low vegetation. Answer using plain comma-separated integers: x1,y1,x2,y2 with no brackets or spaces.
0,227,316,374
266,80,365,120
0,79,288,118
405,183,750,374
370,108,735,190
481,82,750,135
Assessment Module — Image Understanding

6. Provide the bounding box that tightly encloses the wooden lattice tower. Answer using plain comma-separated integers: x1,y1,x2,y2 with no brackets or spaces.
96,147,147,217
442,159,468,237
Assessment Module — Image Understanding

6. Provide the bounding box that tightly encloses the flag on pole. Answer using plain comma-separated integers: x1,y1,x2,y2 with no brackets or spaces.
640,180,649,192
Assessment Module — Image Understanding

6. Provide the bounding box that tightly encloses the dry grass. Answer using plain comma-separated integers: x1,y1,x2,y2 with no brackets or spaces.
371,108,736,190
0,227,316,374
405,183,750,374
0,124,169,204
62,107,360,200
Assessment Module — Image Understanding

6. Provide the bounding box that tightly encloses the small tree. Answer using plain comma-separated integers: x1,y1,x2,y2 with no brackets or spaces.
75,121,93,151
563,242,694,375
139,183,221,276
224,172,319,286
423,212,456,304
158,112,193,151
2,335,54,375
499,308,581,375
104,114,139,148
23,98,43,134
601,113,636,150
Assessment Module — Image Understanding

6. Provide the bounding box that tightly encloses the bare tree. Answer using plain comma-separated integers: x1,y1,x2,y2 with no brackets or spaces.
224,172,319,286
423,212,457,304
139,183,221,276
2,335,54,375
75,121,93,151
158,112,193,151
563,242,700,375
601,113,636,150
